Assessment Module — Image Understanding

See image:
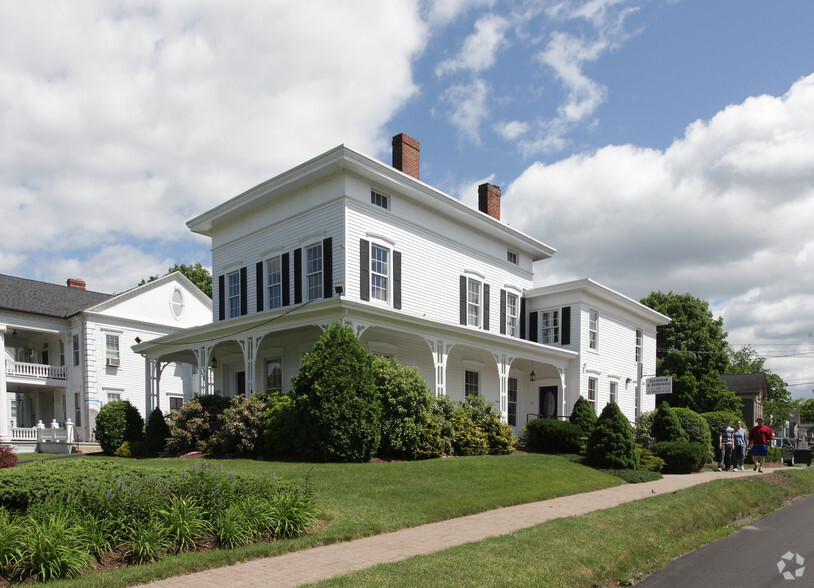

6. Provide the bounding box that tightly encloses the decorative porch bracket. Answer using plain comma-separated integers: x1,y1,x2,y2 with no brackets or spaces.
424,338,455,398
193,346,215,397
237,335,263,397
492,352,515,424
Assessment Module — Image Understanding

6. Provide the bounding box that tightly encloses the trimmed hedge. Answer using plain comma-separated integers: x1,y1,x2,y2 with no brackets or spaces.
524,418,583,454
650,441,708,473
95,400,144,456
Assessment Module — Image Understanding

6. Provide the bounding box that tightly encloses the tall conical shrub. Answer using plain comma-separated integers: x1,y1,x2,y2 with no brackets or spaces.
144,407,171,453
585,402,637,469
570,396,597,436
651,401,689,443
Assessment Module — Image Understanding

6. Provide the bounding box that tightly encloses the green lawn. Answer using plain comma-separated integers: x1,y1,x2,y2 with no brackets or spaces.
38,453,620,586
310,468,814,587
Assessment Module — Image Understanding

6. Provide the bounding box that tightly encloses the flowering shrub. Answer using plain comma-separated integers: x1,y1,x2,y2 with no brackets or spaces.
165,394,231,455
0,443,17,469
209,392,269,457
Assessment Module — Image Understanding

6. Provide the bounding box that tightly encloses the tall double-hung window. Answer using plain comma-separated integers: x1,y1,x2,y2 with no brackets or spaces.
541,310,560,343
370,244,389,301
306,244,323,301
635,329,643,363
228,272,241,318
266,257,282,310
589,310,599,350
505,293,519,337
467,278,482,327
465,370,479,397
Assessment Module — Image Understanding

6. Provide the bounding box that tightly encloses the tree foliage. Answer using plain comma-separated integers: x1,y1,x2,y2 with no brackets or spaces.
800,399,814,425
140,262,212,298
585,402,637,469
726,345,797,429
640,291,740,413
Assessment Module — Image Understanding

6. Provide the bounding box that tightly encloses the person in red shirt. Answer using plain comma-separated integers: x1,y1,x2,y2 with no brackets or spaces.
748,417,773,472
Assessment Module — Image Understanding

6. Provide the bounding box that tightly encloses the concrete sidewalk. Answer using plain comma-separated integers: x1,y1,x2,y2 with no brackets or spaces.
144,468,764,587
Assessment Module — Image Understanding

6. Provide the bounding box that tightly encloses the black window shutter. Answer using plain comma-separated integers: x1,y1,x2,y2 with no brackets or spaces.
483,284,490,331
240,267,248,316
529,311,539,342
459,275,467,325
218,275,225,321
499,289,507,335
282,252,290,307
393,250,402,310
256,262,264,312
561,306,571,345
360,239,370,301
520,298,526,339
293,248,302,304
323,237,333,299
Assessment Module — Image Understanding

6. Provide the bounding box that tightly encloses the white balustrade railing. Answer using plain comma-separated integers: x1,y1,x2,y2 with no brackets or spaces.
4,360,67,380
10,419,75,443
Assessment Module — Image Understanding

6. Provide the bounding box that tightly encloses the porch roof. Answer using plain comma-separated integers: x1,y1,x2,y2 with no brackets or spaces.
133,298,578,367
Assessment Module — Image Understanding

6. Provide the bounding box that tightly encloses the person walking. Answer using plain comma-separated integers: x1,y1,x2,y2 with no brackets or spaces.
749,417,773,472
732,420,749,471
718,418,734,471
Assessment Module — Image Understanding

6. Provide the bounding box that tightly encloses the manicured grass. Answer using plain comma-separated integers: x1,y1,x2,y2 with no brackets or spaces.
312,468,814,587
33,453,621,586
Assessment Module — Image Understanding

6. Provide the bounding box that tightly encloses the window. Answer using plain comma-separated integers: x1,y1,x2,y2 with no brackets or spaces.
505,293,519,337
541,310,560,344
72,335,80,366
371,190,389,209
306,243,323,301
609,381,617,404
227,272,241,318
170,287,185,319
106,391,121,403
588,378,597,413
105,334,120,366
589,310,599,350
370,244,389,301
507,250,518,264
267,257,283,310
59,340,65,366
635,329,643,363
465,370,479,398
169,397,184,411
74,392,81,427
467,278,482,327
507,377,518,426
266,359,283,392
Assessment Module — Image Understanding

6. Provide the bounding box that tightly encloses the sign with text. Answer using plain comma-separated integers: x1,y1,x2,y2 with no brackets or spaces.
645,376,673,395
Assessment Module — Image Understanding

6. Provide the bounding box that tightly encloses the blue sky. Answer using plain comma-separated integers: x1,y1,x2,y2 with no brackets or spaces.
2,0,814,398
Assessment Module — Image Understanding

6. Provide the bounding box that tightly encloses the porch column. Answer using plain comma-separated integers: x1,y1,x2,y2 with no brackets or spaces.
559,366,568,419
0,325,9,442
492,353,513,424
425,338,455,398
238,336,263,397
144,356,154,414
193,346,214,396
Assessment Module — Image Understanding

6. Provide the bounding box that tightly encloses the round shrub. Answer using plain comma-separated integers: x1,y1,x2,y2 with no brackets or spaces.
414,415,446,459
462,395,517,455
449,411,489,456
636,444,666,472
673,407,712,448
144,407,171,453
650,441,708,473
263,391,296,459
95,400,144,456
114,440,145,458
209,392,269,457
165,394,231,455
570,396,597,437
651,401,688,443
524,418,583,454
288,322,381,462
585,402,637,469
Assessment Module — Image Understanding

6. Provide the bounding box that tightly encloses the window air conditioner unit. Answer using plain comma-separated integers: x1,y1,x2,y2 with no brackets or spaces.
106,357,120,367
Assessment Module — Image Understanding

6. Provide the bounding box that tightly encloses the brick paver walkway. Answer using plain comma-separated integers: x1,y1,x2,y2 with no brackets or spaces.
144,469,762,587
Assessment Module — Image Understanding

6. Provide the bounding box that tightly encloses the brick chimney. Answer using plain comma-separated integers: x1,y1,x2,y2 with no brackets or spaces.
392,133,420,180
478,183,501,220
67,278,86,290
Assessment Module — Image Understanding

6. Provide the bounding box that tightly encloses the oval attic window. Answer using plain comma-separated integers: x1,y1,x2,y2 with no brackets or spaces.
170,287,185,320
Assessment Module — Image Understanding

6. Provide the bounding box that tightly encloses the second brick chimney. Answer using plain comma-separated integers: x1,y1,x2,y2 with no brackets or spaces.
67,278,86,290
392,133,420,180
478,183,501,220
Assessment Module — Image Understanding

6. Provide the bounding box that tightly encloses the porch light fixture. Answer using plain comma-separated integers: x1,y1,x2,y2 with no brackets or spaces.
210,357,217,369
334,282,345,295
12,329,17,339
530,361,536,382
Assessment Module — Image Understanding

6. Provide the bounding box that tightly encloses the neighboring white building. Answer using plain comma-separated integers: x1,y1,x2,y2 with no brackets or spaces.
135,134,669,435
1,273,211,446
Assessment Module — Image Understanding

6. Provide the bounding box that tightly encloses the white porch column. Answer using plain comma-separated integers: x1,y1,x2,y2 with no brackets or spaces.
193,346,214,396
0,325,9,442
238,336,263,397
144,356,154,414
559,366,568,420
425,338,454,398
492,352,513,424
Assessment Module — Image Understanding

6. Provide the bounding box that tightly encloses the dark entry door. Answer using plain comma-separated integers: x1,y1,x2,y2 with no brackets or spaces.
539,386,558,418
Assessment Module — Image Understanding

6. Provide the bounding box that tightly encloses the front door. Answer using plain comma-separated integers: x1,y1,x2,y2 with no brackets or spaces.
539,386,558,419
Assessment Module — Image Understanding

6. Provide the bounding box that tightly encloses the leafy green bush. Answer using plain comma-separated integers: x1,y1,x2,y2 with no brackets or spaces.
263,391,296,459
650,401,688,443
673,407,712,448
165,394,231,455
144,407,171,453
449,411,489,456
570,396,597,437
288,322,382,462
461,395,517,455
585,402,637,469
0,443,17,469
636,444,666,472
94,400,145,456
209,392,269,457
373,356,433,460
114,440,145,458
650,441,708,473
524,418,583,454
635,410,655,445
414,415,446,459
699,410,743,446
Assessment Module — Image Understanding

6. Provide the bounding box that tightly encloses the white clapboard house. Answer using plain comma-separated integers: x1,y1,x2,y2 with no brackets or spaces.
134,134,669,434
1,273,211,449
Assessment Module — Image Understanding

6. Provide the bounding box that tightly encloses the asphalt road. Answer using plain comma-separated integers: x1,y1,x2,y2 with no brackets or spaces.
637,491,814,587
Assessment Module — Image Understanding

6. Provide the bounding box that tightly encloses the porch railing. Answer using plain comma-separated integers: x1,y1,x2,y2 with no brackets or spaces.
4,360,67,380
10,420,75,443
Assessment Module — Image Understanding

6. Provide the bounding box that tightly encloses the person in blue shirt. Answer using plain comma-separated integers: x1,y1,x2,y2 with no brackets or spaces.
732,420,749,471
